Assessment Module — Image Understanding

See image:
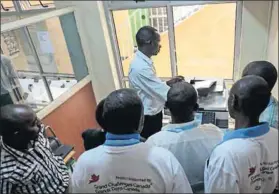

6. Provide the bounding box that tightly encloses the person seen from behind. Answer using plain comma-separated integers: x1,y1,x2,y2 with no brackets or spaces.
71,88,193,193
147,81,223,192
242,60,278,129
204,75,278,193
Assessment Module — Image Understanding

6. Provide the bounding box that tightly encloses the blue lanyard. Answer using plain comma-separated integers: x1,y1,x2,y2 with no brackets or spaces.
167,121,199,133
104,133,140,147
219,122,269,145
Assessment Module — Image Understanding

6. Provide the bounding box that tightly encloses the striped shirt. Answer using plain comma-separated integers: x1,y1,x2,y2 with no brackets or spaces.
0,127,70,194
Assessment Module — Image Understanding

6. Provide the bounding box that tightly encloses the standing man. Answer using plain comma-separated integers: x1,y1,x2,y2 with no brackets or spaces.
204,76,278,193
129,26,170,138
0,104,70,194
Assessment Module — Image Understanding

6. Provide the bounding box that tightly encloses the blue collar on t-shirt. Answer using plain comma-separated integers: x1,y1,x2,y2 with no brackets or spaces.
104,132,141,147
220,122,270,145
167,120,199,133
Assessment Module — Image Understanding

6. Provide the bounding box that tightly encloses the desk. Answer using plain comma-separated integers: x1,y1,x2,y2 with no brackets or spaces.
163,78,234,128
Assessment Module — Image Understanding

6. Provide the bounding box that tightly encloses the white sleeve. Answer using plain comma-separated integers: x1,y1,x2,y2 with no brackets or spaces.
204,157,240,193
171,155,193,193
130,69,170,101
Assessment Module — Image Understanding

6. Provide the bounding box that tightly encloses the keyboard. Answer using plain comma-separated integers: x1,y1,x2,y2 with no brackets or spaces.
201,112,216,124
216,119,229,129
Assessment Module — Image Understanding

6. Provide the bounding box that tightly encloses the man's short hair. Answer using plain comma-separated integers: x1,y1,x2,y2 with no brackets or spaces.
95,99,106,130
81,129,106,151
242,61,278,90
166,82,198,117
230,75,271,118
103,89,143,134
136,26,158,47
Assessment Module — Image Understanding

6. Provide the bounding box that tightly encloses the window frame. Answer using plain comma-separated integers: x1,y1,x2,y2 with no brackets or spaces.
1,6,76,108
103,1,243,88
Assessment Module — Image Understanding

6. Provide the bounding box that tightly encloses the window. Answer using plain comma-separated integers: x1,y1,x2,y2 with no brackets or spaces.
20,1,55,10
106,1,238,88
1,10,89,112
1,28,41,72
27,17,74,74
112,7,171,80
173,3,236,79
1,1,16,12
1,31,20,57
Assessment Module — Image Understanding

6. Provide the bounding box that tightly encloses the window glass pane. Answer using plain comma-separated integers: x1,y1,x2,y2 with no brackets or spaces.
1,1,16,12
19,1,55,10
124,80,130,88
152,18,158,28
2,13,89,111
158,18,164,33
163,18,168,30
112,7,171,77
158,8,162,15
151,8,157,15
1,28,40,72
17,75,51,111
26,16,74,74
46,76,77,99
173,3,236,79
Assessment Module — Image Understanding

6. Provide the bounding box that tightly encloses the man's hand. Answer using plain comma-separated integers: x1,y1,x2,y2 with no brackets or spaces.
166,76,185,87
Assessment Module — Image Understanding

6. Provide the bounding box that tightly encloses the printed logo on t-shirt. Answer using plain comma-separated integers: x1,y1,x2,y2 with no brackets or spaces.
93,176,154,193
89,174,100,184
248,166,256,177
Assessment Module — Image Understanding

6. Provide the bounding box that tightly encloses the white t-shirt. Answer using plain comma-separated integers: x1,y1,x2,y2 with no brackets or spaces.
71,142,193,193
205,123,278,193
146,121,223,192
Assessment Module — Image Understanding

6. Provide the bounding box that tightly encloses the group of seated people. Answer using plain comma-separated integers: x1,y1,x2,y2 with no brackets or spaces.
0,60,278,193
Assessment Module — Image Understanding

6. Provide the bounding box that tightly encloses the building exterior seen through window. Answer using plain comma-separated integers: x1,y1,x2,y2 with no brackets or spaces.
112,3,236,83
113,7,172,77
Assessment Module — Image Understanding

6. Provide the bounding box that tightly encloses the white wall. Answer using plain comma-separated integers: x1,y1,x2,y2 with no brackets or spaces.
267,1,278,99
235,1,272,79
54,1,120,103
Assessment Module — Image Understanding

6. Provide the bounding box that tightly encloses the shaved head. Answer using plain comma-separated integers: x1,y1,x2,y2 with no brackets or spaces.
1,104,35,128
136,26,158,47
0,104,40,150
166,82,198,121
228,75,271,119
242,61,278,90
136,26,161,56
